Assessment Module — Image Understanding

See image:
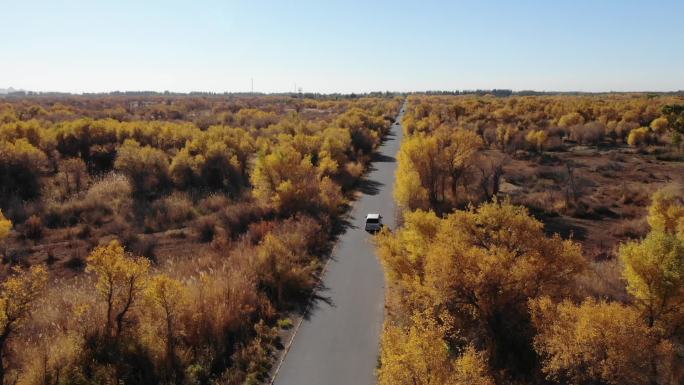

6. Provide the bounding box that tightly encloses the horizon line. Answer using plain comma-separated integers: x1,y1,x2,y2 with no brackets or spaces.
3,88,684,97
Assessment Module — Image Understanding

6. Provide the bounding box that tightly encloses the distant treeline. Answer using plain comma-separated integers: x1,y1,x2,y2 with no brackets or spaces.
416,89,684,97
5,89,684,99
0,90,404,99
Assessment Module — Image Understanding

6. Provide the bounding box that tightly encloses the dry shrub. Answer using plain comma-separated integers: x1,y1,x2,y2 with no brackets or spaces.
520,191,567,216
199,193,232,214
210,226,231,252
272,215,327,257
612,218,649,239
575,259,629,301
619,204,645,220
545,135,564,151
594,161,624,176
620,185,650,206
570,122,605,145
128,236,158,261
44,158,90,201
218,202,272,238
245,220,277,245
44,173,132,228
14,332,83,385
144,193,196,232
21,215,44,240
11,277,99,385
506,129,527,153
84,173,133,213
536,167,567,183
182,261,268,359
195,216,218,243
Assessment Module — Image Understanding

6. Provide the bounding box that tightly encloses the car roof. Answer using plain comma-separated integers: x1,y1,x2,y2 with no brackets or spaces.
366,213,381,219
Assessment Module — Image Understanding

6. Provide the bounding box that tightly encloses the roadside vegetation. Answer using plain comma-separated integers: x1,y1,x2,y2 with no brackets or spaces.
376,94,684,385
0,94,401,385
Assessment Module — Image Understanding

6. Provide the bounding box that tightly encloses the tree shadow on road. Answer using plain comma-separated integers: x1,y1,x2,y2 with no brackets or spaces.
357,177,383,196
371,153,396,163
303,289,335,321
378,128,397,145
290,280,334,321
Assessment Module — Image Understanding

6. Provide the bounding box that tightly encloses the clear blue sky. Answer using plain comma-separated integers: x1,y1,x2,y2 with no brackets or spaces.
2,0,683,93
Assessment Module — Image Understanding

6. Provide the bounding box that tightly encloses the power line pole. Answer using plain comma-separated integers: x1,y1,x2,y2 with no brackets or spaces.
251,77,254,93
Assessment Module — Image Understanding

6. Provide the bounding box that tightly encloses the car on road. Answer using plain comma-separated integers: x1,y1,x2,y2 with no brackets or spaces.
364,213,383,233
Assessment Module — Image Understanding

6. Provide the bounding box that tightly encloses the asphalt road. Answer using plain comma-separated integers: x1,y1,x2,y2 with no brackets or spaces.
272,101,406,385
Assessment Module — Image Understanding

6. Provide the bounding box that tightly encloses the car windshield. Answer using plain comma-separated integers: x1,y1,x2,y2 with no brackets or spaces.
366,218,379,224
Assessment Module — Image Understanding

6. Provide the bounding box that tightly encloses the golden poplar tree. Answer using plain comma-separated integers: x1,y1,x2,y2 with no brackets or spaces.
378,312,493,385
531,297,675,385
86,240,151,339
145,274,188,383
647,185,684,237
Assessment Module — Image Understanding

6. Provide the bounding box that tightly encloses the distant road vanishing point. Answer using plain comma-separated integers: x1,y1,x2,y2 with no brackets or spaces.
272,100,406,385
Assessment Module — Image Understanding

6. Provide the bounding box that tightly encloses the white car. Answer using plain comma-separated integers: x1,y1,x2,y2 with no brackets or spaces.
364,213,383,233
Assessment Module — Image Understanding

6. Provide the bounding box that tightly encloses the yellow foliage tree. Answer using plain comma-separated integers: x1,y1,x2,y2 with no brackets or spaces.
627,127,650,147
620,231,684,329
86,240,151,339
647,185,684,237
495,124,513,150
531,297,675,385
394,134,441,208
650,116,669,135
438,128,483,198
378,311,493,385
395,129,482,210
0,265,49,385
145,274,188,382
0,138,48,200
114,139,169,195
251,144,321,215
318,176,345,215
525,130,548,153
558,112,585,128
376,200,586,370
394,166,429,211
375,210,440,311
255,233,317,305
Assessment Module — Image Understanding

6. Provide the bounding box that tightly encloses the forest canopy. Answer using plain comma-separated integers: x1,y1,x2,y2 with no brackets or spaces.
0,94,401,385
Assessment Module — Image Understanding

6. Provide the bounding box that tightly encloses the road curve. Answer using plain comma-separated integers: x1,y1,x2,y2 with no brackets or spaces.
272,100,406,385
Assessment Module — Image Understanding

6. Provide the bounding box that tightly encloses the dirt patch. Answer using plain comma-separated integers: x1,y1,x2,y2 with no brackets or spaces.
498,144,684,260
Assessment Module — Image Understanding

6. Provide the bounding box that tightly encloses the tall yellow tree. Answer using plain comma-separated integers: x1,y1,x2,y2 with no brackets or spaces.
620,186,684,330
531,297,675,385
145,274,188,383
0,265,49,385
250,144,320,215
647,185,684,237
114,139,170,196
376,200,586,372
620,231,684,330
394,134,441,209
86,240,151,339
438,127,483,200
378,311,493,385
255,232,317,306
525,130,548,153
